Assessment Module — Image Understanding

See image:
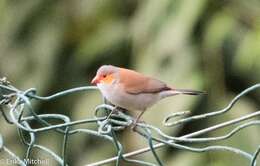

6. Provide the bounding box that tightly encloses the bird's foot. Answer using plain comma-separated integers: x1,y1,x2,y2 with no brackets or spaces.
106,106,121,120
131,119,145,131
131,122,137,131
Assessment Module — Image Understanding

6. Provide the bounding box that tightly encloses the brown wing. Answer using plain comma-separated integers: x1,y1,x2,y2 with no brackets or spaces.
119,68,171,94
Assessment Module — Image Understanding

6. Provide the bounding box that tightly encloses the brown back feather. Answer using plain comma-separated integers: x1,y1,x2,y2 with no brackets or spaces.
119,68,171,94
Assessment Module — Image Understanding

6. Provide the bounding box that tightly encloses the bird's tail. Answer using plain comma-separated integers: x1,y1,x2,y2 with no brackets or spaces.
175,89,206,95
160,88,206,99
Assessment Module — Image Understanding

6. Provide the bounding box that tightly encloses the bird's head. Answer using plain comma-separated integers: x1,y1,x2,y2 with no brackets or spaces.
91,65,119,85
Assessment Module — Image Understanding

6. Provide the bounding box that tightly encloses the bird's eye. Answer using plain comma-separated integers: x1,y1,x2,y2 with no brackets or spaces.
102,75,106,78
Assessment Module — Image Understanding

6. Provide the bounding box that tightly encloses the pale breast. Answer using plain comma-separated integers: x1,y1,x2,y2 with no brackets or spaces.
97,83,160,111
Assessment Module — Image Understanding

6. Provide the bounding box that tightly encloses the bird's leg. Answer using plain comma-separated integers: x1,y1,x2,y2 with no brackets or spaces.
106,106,119,120
103,97,120,119
131,110,146,130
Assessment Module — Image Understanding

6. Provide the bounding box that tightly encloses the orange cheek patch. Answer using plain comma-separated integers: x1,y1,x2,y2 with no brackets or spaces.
101,74,114,84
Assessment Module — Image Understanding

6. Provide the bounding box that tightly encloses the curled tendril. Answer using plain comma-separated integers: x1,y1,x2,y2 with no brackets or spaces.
163,110,191,127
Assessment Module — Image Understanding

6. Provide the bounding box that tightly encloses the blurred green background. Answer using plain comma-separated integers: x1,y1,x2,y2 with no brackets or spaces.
0,0,260,165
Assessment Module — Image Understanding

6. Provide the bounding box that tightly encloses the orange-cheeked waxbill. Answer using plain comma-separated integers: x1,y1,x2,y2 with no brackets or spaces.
91,65,205,125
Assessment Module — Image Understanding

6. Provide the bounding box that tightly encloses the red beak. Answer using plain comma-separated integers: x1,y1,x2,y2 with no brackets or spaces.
91,76,100,85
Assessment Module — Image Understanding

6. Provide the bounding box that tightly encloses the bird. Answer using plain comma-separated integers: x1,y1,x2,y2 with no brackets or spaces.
91,65,205,128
